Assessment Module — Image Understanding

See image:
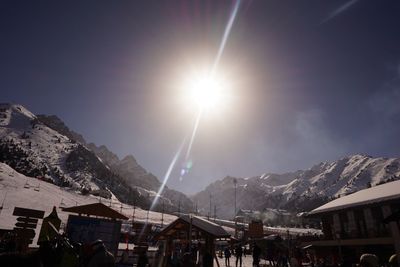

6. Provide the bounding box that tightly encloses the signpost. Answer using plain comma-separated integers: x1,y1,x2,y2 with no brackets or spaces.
12,207,45,250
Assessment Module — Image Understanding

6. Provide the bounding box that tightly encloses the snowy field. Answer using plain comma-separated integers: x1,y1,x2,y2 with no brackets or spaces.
0,162,177,245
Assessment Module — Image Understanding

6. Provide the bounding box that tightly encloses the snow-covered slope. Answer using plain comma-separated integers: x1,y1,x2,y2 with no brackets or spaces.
0,103,78,182
0,162,177,244
192,154,400,219
0,103,192,212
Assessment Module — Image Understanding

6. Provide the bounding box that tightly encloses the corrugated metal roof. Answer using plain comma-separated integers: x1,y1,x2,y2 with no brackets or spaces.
62,202,128,220
309,180,400,215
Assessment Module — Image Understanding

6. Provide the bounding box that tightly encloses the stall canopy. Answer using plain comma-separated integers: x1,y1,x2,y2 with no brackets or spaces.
156,215,230,240
62,202,128,220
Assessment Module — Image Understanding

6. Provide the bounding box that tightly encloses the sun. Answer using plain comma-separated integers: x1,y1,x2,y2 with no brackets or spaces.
185,72,228,112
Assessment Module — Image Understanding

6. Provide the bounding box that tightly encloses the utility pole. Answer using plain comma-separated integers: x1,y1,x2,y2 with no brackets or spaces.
214,205,216,222
233,178,238,238
233,178,237,217
132,201,136,224
178,198,181,216
161,200,164,227
209,193,212,220
189,214,193,253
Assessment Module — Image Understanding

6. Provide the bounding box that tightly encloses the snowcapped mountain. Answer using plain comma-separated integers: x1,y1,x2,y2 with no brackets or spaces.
0,103,193,212
192,154,400,219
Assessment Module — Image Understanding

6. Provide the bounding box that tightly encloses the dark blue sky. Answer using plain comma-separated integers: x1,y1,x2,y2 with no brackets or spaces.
1,0,400,194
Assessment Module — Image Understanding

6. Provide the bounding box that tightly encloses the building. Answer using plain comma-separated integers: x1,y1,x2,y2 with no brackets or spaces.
155,215,230,267
303,180,400,264
62,202,128,255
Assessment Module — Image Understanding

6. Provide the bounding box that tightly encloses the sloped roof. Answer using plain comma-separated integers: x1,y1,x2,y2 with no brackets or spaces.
62,202,128,220
309,180,400,215
156,215,230,239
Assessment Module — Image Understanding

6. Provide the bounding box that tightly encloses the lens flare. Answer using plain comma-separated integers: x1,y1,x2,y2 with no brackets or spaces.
150,138,186,210
212,0,241,74
148,0,242,216
179,0,241,182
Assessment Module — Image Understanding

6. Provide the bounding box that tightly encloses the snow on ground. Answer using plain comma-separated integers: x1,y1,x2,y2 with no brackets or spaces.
0,162,177,245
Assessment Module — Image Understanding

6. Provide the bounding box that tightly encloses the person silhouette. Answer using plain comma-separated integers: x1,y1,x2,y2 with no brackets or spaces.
224,247,231,267
235,245,243,267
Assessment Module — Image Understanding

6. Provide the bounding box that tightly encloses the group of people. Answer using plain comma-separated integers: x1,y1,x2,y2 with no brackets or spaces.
165,243,214,267
222,242,400,267
223,245,244,267
286,251,398,267
223,243,272,267
0,232,116,267
224,244,261,267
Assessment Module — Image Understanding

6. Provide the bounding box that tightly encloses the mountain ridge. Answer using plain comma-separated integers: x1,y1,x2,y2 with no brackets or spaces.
192,154,400,219
0,103,193,212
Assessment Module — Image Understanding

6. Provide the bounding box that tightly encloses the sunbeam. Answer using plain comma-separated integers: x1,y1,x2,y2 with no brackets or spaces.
149,0,241,213
150,138,186,211
180,109,203,181
212,0,241,74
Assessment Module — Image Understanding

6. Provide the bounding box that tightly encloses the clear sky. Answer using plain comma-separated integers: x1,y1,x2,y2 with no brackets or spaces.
1,1,400,194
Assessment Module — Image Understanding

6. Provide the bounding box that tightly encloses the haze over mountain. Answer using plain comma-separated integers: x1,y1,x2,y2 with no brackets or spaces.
0,103,193,212
192,154,400,219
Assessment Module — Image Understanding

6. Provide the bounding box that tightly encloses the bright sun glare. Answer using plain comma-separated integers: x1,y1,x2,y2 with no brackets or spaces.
186,73,228,112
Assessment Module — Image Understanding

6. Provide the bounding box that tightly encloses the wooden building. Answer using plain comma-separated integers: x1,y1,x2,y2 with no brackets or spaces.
155,215,230,267
62,202,128,255
303,180,400,265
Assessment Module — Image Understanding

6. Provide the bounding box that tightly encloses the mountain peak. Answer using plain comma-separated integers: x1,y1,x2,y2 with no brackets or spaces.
121,155,138,164
0,103,36,129
0,103,36,119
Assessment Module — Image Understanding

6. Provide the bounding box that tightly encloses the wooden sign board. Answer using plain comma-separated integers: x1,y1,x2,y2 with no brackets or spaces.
17,217,38,224
15,222,37,229
13,207,45,219
66,215,121,255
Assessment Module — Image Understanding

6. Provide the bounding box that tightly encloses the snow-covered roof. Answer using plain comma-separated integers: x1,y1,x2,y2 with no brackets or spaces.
156,215,230,239
62,202,128,220
309,180,400,215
